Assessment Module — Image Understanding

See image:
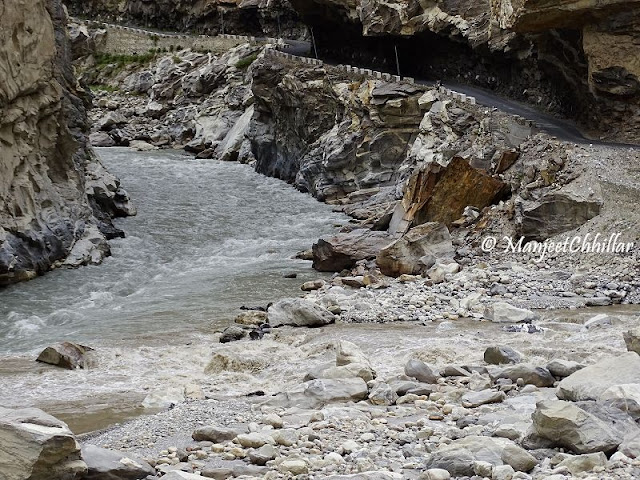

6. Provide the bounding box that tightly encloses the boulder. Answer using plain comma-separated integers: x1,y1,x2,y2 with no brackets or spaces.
518,191,602,241
312,229,392,272
425,435,536,476
81,444,155,480
404,359,440,384
490,365,555,387
220,325,247,343
268,298,335,328
303,378,368,406
323,473,403,480
36,342,95,369
248,444,277,465
234,310,268,327
461,389,506,408
89,132,115,147
301,280,325,291
376,223,454,277
161,472,206,480
123,70,155,94
267,378,369,409
0,407,87,480
368,382,398,406
531,400,637,454
145,101,166,119
336,340,372,368
129,140,156,152
557,352,640,401
235,433,275,448
97,112,126,131
623,327,640,354
389,157,507,234
556,452,608,475
305,363,375,383
278,459,308,475
600,384,640,419
192,425,240,443
484,303,538,323
420,469,451,480
546,359,585,378
484,346,521,365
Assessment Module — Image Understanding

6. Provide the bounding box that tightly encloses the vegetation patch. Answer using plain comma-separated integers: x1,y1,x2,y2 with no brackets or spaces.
235,53,259,70
95,52,157,69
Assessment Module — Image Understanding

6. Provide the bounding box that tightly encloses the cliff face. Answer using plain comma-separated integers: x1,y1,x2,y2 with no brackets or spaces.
65,0,305,38
288,0,640,143
0,0,134,286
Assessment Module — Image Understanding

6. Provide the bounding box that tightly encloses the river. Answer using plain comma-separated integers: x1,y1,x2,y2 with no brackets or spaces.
0,148,347,431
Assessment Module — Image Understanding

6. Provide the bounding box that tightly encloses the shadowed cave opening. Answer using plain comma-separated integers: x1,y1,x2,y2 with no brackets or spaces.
307,18,591,130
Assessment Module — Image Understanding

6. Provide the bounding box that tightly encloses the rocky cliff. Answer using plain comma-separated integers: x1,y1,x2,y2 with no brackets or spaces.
288,0,640,144
0,0,134,286
66,0,305,38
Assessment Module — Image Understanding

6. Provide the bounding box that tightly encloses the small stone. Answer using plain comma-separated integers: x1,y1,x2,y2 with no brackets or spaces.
192,426,238,443
271,429,298,447
556,452,608,475
420,468,451,480
546,359,585,378
493,464,515,480
235,433,274,448
461,389,506,408
278,459,308,475
263,413,283,428
341,440,359,453
248,444,277,465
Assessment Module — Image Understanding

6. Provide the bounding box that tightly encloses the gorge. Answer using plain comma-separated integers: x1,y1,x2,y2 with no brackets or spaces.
1,1,640,480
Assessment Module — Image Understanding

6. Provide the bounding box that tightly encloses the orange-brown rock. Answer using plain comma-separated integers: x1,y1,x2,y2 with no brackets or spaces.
390,157,507,235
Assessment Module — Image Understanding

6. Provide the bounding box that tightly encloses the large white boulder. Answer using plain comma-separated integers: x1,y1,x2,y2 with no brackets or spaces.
0,407,87,480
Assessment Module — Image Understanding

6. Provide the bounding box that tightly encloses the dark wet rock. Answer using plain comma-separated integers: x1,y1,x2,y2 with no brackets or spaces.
219,325,248,343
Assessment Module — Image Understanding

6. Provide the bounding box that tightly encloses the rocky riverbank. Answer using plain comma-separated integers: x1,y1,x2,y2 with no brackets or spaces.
8,306,640,480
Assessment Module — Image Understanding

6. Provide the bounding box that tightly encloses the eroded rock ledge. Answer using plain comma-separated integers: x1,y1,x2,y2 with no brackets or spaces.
0,0,134,286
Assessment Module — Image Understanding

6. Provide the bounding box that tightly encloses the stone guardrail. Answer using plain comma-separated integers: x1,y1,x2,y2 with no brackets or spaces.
264,47,479,106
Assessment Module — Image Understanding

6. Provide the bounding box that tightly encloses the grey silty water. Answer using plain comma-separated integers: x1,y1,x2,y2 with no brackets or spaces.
0,148,347,355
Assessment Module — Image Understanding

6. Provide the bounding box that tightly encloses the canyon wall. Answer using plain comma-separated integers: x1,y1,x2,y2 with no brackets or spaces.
65,0,305,38
0,0,134,286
